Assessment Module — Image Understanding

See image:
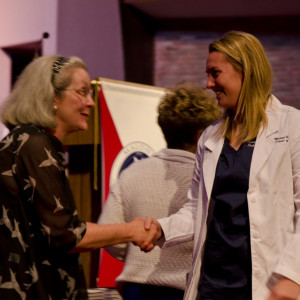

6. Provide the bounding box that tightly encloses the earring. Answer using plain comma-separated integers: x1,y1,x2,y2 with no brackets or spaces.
54,105,58,111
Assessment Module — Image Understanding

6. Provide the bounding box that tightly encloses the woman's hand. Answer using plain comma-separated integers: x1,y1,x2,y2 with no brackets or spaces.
267,277,300,300
130,216,162,252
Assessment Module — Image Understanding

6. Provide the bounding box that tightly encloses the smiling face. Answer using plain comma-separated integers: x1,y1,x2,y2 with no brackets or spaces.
206,51,243,112
53,68,94,140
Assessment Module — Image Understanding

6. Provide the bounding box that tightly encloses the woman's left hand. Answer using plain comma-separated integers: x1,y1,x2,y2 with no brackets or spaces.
267,277,300,300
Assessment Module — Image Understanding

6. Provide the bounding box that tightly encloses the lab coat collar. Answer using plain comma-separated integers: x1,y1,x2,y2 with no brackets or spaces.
202,94,282,198
250,95,282,183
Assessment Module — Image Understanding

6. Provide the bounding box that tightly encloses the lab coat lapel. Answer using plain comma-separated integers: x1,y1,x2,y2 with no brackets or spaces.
202,134,224,200
249,96,281,183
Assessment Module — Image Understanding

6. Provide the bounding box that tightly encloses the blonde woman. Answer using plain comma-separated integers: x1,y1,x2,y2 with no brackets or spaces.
147,31,300,300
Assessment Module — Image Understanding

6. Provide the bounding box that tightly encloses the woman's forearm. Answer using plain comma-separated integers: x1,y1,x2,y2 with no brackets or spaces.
70,216,159,253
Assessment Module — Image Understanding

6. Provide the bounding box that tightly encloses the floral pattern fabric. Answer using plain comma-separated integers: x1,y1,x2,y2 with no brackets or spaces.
0,124,87,300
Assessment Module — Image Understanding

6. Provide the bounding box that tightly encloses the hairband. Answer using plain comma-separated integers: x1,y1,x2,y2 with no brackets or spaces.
51,56,67,84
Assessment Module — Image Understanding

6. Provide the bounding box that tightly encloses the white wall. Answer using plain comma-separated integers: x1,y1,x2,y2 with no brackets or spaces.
0,50,11,138
56,0,125,80
0,0,58,139
0,0,126,140
0,0,58,52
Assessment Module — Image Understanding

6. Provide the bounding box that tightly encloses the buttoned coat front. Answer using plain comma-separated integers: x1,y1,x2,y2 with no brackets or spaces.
159,95,300,300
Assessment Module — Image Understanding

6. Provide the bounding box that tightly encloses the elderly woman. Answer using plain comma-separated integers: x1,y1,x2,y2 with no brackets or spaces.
147,31,300,300
0,55,158,300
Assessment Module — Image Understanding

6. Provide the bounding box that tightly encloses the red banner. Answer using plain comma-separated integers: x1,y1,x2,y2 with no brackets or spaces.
96,78,166,287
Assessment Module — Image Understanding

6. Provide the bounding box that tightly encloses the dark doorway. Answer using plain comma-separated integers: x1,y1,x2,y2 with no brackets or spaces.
3,41,39,86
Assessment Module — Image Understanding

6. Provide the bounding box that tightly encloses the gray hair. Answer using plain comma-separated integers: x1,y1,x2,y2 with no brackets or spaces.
1,55,87,129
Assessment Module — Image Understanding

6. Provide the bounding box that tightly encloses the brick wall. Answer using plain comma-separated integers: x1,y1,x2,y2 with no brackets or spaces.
154,31,300,109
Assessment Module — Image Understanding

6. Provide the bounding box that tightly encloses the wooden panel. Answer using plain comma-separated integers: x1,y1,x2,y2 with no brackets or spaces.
67,144,102,288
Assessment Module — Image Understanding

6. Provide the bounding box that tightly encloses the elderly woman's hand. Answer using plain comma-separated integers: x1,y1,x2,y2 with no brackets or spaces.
130,216,162,252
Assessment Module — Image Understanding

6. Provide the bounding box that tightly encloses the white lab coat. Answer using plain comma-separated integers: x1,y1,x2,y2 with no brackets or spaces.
159,95,300,300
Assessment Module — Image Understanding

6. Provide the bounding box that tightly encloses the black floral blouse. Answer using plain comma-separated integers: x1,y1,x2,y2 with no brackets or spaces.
0,124,88,300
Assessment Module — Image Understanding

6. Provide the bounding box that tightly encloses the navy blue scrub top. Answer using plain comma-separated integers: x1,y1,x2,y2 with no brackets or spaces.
198,138,255,300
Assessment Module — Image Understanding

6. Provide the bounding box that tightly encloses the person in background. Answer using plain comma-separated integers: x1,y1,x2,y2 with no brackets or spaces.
98,85,222,300
0,55,159,300
146,31,300,300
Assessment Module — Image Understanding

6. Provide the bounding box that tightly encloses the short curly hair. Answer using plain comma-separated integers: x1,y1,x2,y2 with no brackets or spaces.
158,85,222,150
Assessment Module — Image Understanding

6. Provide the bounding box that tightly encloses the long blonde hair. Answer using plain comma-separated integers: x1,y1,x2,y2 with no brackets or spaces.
210,31,273,142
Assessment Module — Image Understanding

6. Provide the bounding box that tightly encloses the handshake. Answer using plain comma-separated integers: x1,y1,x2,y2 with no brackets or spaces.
129,216,163,252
